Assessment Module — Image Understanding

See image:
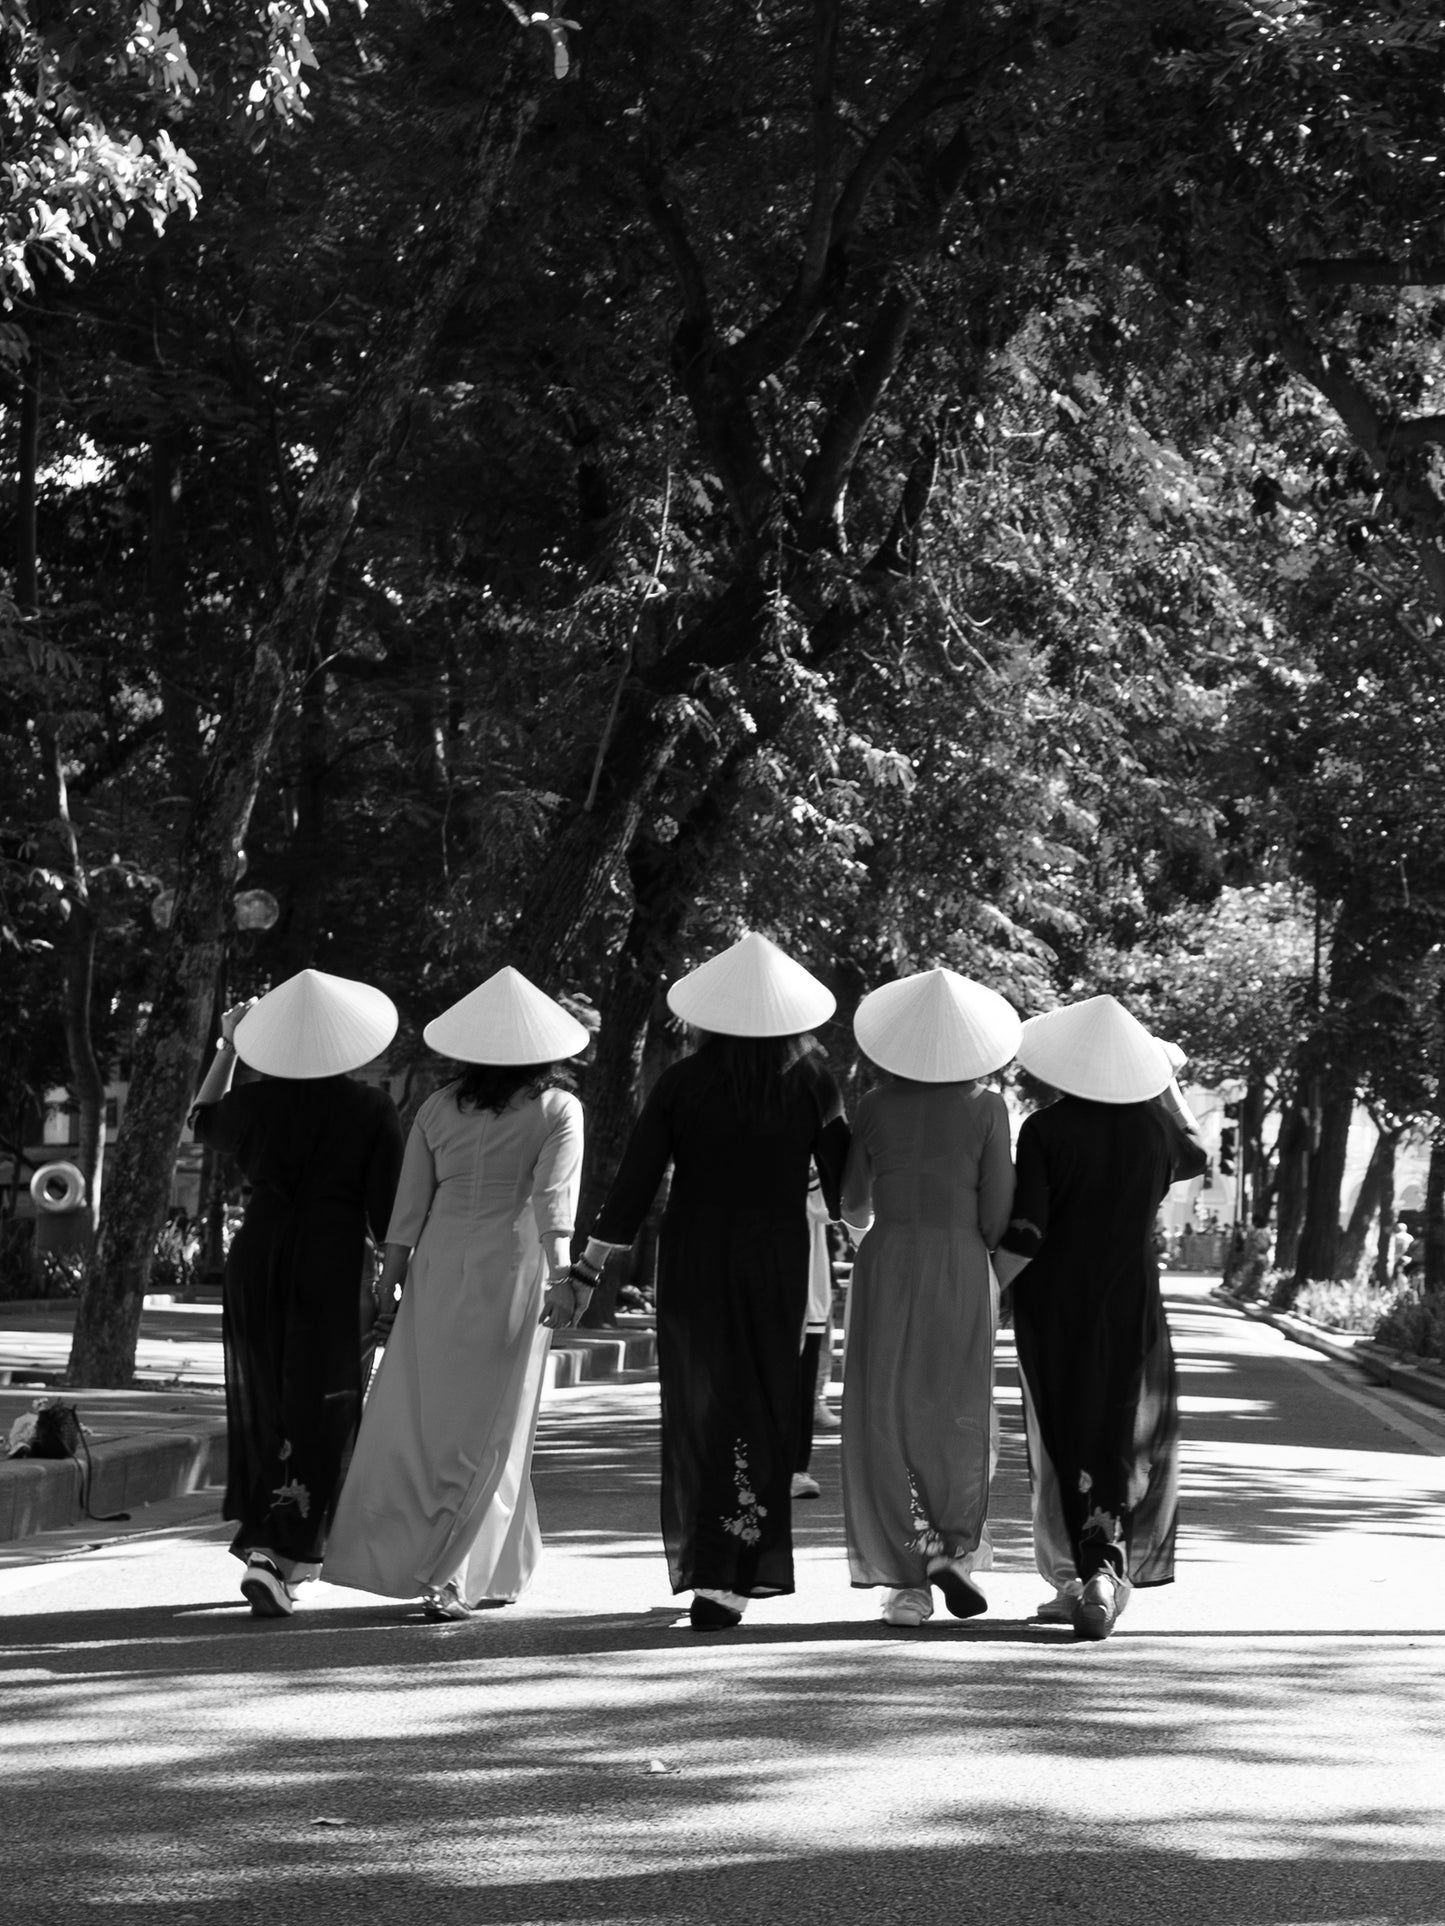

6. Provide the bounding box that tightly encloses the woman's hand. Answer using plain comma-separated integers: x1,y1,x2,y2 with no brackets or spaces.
220,998,257,1044
540,1280,576,1329
540,1275,595,1330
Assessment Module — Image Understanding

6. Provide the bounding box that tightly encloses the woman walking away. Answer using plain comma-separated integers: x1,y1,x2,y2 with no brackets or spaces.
191,969,404,1619
840,969,1019,1629
994,995,1207,1642
563,933,849,1631
324,968,588,1620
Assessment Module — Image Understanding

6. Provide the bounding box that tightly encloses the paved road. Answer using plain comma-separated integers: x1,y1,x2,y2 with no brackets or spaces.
3,1279,1444,1926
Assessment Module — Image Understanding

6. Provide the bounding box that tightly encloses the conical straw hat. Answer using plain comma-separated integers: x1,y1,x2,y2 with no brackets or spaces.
1016,994,1172,1104
422,966,590,1064
854,969,1021,1082
667,932,835,1037
1155,1036,1188,1073
234,968,398,1079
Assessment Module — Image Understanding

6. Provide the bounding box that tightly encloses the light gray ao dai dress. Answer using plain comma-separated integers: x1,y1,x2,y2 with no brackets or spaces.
324,1083,582,1605
840,1079,1013,1590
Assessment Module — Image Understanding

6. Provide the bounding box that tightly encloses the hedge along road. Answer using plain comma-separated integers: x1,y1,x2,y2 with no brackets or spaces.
2,1277,1443,1926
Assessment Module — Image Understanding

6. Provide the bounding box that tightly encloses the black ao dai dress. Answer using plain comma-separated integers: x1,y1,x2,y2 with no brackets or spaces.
998,1095,1207,1590
193,1075,404,1577
591,1048,849,1599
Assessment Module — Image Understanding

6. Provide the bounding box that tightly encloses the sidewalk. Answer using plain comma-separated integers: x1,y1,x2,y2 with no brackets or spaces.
1209,1283,1445,1412
0,1298,656,1543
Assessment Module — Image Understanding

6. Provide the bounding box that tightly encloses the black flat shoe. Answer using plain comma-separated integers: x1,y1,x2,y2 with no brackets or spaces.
689,1594,743,1630
926,1557,988,1620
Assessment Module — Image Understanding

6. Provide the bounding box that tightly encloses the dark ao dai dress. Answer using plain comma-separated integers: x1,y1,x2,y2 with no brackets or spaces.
998,1095,1207,1590
591,1048,849,1599
194,1075,404,1575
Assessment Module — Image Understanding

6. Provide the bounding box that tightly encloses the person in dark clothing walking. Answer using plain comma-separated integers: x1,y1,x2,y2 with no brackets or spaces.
564,934,849,1631
192,969,404,1618
995,995,1206,1642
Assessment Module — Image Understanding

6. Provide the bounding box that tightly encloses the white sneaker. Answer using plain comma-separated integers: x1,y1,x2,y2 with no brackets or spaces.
241,1555,296,1618
790,1471,821,1499
813,1400,841,1430
1034,1584,1081,1623
1073,1569,1128,1641
881,1587,933,1627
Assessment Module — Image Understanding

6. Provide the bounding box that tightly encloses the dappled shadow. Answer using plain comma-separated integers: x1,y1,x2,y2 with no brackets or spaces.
4,1286,1445,1922
3,1603,1444,1923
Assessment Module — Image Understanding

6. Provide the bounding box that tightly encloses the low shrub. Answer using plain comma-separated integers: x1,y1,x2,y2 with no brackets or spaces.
1372,1282,1445,1363
1287,1274,1394,1335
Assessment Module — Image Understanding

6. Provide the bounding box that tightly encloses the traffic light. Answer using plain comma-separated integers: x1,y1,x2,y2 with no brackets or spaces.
1218,1126,1236,1176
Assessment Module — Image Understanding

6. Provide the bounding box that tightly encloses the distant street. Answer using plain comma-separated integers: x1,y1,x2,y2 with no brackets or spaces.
3,1277,1444,1926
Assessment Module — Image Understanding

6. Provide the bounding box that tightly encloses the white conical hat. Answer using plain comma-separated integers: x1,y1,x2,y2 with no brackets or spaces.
1016,994,1173,1104
854,969,1021,1082
422,966,590,1065
1155,1035,1188,1072
234,968,398,1079
667,932,835,1037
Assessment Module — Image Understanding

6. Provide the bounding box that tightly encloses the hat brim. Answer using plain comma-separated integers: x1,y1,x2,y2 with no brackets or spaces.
854,971,1021,1082
1016,998,1172,1104
235,971,398,1080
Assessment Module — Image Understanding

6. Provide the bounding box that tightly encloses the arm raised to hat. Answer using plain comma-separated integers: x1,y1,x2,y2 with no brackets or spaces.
190,999,255,1112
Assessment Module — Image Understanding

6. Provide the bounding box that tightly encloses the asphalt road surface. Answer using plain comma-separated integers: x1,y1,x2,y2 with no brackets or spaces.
3,1278,1443,1926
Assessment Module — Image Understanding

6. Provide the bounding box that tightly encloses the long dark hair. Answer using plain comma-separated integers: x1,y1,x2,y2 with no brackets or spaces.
451,1061,573,1114
694,1031,811,1125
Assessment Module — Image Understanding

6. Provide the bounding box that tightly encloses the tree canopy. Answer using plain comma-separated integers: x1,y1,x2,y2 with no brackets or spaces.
4,0,1445,1371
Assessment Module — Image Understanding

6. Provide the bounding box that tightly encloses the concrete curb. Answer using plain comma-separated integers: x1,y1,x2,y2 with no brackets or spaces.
1209,1288,1445,1413
0,1425,227,1542
0,1322,657,1544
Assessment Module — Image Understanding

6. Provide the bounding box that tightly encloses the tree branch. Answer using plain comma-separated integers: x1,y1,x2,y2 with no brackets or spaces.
1390,414,1445,450
1293,256,1445,290
1268,299,1445,618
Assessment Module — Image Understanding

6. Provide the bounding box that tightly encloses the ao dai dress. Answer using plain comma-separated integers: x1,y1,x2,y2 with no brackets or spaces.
193,1075,403,1578
590,1047,848,1600
324,1083,583,1605
840,1079,1013,1590
998,1095,1206,1590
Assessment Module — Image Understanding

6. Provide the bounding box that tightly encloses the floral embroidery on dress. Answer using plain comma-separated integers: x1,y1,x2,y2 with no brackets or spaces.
271,1442,310,1517
1079,1504,1122,1548
905,1467,952,1558
272,1477,311,1517
720,1440,766,1545
1078,1468,1093,1494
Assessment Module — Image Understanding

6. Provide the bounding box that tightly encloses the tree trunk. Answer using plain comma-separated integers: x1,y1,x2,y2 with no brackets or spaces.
67,65,540,1385
1335,1124,1398,1282
1272,1097,1310,1274
1240,1078,1268,1227
574,944,661,1327
19,334,106,1234
1283,1059,1355,1300
59,900,106,1236
1374,1133,1398,1291
149,425,202,796
1424,1130,1445,1297
273,616,336,976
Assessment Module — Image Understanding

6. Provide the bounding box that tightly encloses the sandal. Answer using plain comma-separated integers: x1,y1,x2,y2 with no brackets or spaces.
422,1581,474,1621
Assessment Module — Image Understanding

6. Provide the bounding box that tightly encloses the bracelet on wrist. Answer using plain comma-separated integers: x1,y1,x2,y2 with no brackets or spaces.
565,1263,598,1291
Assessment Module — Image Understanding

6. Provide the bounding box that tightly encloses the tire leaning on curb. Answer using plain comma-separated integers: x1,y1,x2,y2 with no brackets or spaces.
31,1161,87,1213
